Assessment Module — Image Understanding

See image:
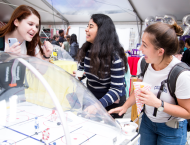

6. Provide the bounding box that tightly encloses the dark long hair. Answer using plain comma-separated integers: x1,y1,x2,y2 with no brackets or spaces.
70,34,78,45
185,38,190,48
77,14,128,78
0,5,43,56
179,40,185,49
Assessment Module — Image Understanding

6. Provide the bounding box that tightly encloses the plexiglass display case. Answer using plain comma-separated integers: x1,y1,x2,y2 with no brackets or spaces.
0,52,137,145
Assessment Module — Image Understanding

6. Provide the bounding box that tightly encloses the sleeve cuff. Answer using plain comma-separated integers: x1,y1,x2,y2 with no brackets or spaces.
99,98,108,108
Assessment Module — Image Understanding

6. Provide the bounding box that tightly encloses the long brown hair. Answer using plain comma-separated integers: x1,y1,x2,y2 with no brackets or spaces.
0,5,43,56
144,22,183,58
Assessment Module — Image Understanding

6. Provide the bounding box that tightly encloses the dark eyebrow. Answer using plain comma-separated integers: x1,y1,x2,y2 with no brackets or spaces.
142,40,148,46
28,21,39,26
89,24,94,27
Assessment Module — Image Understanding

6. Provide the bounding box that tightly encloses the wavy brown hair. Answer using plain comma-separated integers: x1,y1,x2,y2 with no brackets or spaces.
77,14,128,79
0,5,43,56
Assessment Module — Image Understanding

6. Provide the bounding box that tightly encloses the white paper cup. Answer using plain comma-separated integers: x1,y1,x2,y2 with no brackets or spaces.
121,122,138,134
115,119,138,134
76,70,84,77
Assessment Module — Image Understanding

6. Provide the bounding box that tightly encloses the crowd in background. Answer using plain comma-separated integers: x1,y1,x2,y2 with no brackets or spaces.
49,27,190,64
181,38,190,65
50,27,79,61
174,38,190,66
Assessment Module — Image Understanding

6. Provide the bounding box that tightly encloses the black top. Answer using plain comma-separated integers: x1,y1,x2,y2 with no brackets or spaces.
59,36,66,43
51,40,60,47
0,36,5,51
179,48,184,54
181,49,190,66
69,42,79,61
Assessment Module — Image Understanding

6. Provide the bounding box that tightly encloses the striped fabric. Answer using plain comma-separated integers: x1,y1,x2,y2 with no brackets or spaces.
78,50,126,108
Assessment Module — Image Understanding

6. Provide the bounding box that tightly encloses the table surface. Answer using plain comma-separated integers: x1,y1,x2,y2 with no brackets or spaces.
1,102,138,145
52,60,77,74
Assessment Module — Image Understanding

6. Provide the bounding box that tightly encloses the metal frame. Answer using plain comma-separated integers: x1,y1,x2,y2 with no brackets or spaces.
128,0,143,43
24,0,64,20
2,0,16,9
41,0,70,26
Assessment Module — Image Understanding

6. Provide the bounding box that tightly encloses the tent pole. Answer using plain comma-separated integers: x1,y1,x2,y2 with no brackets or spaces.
128,0,143,43
2,0,16,9
41,0,70,26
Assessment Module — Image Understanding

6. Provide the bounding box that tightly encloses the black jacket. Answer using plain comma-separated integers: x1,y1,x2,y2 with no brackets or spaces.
51,40,60,47
59,36,66,43
181,49,190,66
69,42,79,61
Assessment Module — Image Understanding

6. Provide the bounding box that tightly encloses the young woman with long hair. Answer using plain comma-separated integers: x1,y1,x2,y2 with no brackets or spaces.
0,5,53,60
75,14,129,119
182,38,190,65
69,34,79,60
109,22,190,144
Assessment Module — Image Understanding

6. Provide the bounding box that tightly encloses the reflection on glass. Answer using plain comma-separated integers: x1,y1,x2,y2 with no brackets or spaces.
0,52,132,145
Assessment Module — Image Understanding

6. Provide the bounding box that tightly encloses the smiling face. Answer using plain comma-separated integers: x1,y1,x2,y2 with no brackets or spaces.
139,32,164,64
85,19,98,43
14,14,39,42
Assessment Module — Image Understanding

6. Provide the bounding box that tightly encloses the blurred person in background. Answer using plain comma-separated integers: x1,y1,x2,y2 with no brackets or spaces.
51,34,60,47
179,40,185,55
181,38,190,65
69,34,79,60
63,35,70,53
46,38,53,43
59,26,71,43
174,40,185,60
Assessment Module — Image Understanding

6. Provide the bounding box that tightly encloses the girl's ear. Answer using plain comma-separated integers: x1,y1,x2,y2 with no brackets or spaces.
14,19,19,27
158,48,165,56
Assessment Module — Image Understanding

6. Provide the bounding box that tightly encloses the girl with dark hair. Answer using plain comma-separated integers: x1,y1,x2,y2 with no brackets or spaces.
109,22,190,144
181,38,190,65
75,14,128,119
69,34,79,60
51,34,60,47
179,40,185,54
0,5,53,61
185,38,190,49
174,40,185,60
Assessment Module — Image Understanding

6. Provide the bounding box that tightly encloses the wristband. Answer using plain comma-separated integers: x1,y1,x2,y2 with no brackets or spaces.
43,54,51,59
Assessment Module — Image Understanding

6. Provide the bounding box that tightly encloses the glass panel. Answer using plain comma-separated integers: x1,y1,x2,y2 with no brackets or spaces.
0,52,133,145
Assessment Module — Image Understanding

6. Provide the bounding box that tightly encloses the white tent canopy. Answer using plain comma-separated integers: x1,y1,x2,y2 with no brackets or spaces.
0,0,137,24
0,0,189,49
0,0,189,24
